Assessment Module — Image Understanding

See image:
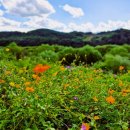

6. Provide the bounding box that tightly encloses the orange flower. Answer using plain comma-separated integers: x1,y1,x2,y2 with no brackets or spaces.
32,74,40,81
106,96,115,104
24,82,31,86
60,66,65,71
33,64,50,74
119,66,124,71
15,84,20,88
122,89,130,93
122,92,127,96
122,89,130,96
93,96,98,102
0,79,5,84
26,87,34,92
81,123,90,130
108,88,115,95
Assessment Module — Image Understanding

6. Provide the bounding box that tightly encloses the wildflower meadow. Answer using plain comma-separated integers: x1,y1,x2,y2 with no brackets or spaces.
0,43,130,130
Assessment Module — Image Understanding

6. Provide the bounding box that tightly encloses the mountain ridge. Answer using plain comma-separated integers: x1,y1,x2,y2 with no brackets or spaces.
0,28,130,47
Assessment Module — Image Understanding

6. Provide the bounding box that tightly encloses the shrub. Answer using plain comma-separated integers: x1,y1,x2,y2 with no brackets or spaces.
103,54,130,73
76,45,102,65
7,42,23,60
38,50,59,63
36,44,55,53
58,47,77,65
108,46,129,57
95,45,117,56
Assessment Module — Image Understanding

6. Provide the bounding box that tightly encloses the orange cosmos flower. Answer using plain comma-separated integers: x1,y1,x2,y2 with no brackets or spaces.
33,64,50,74
32,74,40,80
0,79,5,84
81,123,90,130
122,89,130,96
24,82,31,86
122,89,130,93
26,87,34,92
108,88,115,95
106,96,115,104
119,66,124,71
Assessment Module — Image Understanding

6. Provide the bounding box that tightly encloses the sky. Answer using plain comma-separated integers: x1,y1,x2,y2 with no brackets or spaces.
0,0,130,32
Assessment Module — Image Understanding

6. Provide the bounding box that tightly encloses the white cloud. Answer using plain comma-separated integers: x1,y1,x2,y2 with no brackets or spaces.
0,16,130,33
0,17,20,26
0,16,25,31
0,9,4,16
62,20,130,33
23,16,67,32
0,0,55,17
62,4,84,18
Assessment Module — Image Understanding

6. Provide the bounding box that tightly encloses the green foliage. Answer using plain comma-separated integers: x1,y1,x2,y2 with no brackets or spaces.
108,46,129,57
36,44,55,53
0,62,130,129
76,45,102,65
104,54,130,73
38,50,59,62
7,42,23,60
58,47,77,65
95,45,116,56
7,42,23,53
0,44,130,129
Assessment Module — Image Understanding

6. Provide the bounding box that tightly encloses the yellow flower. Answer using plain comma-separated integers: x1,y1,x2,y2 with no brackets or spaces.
4,71,11,75
70,100,74,103
52,72,58,76
21,77,26,81
94,116,100,120
9,82,15,87
5,48,10,52
19,69,24,74
119,81,123,87
106,96,115,104
93,96,98,102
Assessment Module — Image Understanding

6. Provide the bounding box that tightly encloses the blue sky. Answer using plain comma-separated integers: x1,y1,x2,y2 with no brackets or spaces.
0,0,130,32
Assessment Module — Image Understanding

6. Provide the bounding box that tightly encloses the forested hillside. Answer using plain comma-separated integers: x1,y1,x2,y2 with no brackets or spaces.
0,28,130,47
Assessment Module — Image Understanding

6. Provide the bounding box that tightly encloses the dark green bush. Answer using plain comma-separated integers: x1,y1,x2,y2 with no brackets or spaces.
76,45,102,65
7,42,23,60
58,47,77,65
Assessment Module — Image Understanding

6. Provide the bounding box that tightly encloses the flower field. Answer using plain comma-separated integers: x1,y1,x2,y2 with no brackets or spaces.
0,44,130,130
